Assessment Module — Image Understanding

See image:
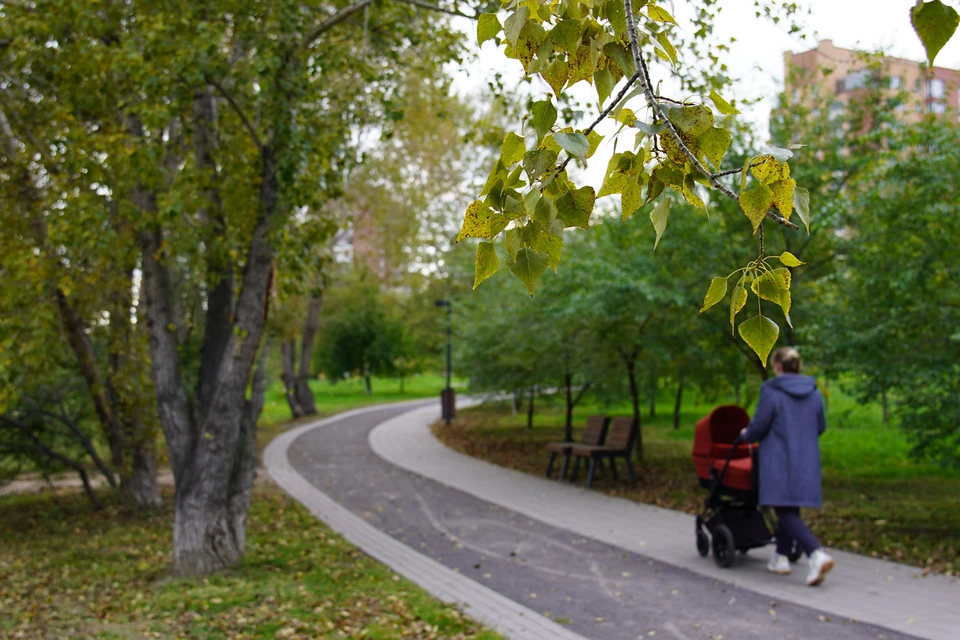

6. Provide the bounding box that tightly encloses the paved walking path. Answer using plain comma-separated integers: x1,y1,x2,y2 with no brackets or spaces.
266,401,957,640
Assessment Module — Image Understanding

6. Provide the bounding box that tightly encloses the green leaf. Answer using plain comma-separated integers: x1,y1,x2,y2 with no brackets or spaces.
668,105,714,137
655,33,677,66
456,200,492,242
606,0,627,36
649,197,670,249
516,21,546,73
647,4,678,24
523,148,559,182
505,227,522,258
473,242,499,289
539,233,562,273
751,270,785,303
503,7,530,48
531,99,558,140
698,126,731,169
620,178,644,221
680,174,706,210
779,251,805,267
793,186,811,234
508,247,548,295
524,188,541,215
729,285,748,334
500,133,527,167
911,0,960,67
752,270,792,325
635,121,667,137
556,186,596,228
489,213,512,238
739,185,773,234
699,276,728,315
549,19,582,55
586,130,604,158
553,132,590,158
709,89,740,115
739,314,780,364
542,58,570,97
594,68,615,106
568,44,598,86
477,13,502,46
769,178,796,219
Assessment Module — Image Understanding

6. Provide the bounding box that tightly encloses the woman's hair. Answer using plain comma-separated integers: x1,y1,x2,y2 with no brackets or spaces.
771,346,801,373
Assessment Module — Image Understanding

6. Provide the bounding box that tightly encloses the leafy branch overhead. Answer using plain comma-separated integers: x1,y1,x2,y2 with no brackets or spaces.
456,0,809,362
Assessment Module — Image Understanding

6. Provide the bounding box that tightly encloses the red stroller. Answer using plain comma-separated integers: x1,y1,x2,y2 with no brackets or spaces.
692,405,801,567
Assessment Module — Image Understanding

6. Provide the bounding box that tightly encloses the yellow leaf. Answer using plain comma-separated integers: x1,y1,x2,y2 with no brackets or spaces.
739,185,773,234
473,242,499,289
699,277,728,315
779,251,804,267
769,178,796,219
649,197,670,249
729,285,747,334
456,200,492,243
739,314,780,364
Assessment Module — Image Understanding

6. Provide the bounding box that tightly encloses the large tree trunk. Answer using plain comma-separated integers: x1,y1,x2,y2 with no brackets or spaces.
139,138,276,574
294,293,322,415
282,339,306,418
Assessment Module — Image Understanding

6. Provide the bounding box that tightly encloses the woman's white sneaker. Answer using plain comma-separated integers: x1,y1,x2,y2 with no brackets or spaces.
807,549,835,586
766,553,792,575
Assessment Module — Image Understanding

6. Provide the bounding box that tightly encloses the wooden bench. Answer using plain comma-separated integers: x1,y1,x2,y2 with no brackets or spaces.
544,415,608,481
569,416,639,488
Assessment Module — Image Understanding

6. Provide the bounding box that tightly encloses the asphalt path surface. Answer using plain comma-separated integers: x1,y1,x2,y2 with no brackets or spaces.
287,402,915,640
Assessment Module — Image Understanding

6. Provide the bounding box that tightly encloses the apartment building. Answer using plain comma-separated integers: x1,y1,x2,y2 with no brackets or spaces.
783,39,960,123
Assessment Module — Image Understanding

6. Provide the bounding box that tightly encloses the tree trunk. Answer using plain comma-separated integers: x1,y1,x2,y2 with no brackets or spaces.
625,358,643,460
122,440,163,508
527,385,535,430
564,372,574,442
364,373,372,396
673,375,685,430
648,370,657,418
281,339,306,418
294,293,322,415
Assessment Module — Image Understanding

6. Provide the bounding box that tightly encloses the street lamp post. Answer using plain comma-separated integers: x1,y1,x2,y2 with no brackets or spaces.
435,299,454,425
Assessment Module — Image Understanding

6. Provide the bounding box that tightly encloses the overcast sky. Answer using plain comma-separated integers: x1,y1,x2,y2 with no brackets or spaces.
447,0,960,189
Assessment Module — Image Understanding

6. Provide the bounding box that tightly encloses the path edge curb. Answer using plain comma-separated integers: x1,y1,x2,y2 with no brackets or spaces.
263,400,589,640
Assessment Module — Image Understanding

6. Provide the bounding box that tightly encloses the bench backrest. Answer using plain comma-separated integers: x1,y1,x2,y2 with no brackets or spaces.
605,416,637,451
582,415,609,446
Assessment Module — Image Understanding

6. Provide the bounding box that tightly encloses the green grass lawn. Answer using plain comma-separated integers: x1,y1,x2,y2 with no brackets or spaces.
1,373,498,640
259,374,458,429
0,485,499,640
434,386,960,576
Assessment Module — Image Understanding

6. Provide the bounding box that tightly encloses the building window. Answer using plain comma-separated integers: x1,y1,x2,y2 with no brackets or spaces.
928,101,947,114
916,103,923,113
893,99,906,111
889,76,905,90
829,101,844,119
792,88,800,103
927,78,946,99
915,79,922,93
812,84,820,96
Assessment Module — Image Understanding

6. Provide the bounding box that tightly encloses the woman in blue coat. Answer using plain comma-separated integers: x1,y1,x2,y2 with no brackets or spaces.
740,347,835,586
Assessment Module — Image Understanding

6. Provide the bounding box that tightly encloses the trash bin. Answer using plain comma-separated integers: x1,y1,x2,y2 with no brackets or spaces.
440,388,456,423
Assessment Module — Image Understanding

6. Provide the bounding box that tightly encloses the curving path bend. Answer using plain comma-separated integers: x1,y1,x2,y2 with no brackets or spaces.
266,400,957,640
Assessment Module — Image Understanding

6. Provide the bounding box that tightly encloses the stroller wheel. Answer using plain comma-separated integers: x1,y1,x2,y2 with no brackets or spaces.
696,528,710,557
712,524,736,568
786,540,803,563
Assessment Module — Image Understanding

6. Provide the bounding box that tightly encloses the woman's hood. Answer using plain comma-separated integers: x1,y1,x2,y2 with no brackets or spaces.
767,374,818,399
